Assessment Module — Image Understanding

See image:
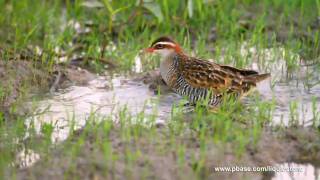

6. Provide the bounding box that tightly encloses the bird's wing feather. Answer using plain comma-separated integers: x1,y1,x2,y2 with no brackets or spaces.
219,65,259,76
179,56,253,93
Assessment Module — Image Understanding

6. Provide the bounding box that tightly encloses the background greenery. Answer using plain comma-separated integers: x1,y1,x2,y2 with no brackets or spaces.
0,0,319,179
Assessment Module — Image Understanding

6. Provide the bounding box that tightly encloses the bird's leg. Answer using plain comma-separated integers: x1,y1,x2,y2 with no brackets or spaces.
182,102,212,113
183,102,196,107
179,102,195,113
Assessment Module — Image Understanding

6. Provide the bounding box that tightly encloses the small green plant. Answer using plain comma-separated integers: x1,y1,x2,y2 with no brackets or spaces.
0,0,319,179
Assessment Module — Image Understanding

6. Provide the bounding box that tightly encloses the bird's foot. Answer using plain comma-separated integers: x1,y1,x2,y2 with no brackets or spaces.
182,106,195,113
178,102,195,113
183,102,196,107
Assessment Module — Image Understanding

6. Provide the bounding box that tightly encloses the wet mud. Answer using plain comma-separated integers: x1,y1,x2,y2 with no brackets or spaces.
17,123,320,180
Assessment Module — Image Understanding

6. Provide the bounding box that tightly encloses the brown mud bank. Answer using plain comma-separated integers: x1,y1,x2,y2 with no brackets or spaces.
0,60,51,117
0,59,98,118
17,122,320,180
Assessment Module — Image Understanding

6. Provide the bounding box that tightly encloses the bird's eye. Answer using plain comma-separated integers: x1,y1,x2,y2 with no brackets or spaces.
155,44,164,49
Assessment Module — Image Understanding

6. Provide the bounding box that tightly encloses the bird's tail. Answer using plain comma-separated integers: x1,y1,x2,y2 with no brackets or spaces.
246,73,271,83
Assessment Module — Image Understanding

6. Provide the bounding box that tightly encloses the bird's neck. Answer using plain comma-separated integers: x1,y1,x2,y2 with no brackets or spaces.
160,52,178,84
160,52,176,68
161,51,186,62
159,50,175,60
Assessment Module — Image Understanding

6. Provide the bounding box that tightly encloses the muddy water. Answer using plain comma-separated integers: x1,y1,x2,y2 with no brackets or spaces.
254,63,320,126
21,45,320,173
25,49,320,142
25,75,180,143
16,148,40,168
244,46,320,126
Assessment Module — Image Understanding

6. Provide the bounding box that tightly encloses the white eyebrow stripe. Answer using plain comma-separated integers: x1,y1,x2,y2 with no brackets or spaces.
154,42,176,47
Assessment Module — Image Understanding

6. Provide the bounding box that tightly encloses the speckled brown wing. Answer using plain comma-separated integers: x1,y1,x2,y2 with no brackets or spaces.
178,56,256,94
218,64,259,76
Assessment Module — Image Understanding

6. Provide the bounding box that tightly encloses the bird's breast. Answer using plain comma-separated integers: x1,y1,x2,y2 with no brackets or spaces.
160,57,177,87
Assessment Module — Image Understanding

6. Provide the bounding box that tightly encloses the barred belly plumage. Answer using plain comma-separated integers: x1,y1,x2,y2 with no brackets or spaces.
174,75,222,107
162,55,223,107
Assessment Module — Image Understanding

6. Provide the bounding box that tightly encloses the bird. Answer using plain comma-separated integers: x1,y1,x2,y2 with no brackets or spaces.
145,36,270,108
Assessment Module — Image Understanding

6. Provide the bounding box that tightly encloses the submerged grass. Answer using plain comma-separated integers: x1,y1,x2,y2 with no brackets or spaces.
0,0,320,179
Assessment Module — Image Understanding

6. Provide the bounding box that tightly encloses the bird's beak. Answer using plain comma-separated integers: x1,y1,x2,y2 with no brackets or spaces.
144,47,154,53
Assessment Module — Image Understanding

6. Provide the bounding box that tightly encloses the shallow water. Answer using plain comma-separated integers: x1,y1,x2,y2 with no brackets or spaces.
21,46,320,172
16,148,40,169
255,63,320,126
25,48,320,141
246,45,320,126
24,63,319,142
25,75,180,143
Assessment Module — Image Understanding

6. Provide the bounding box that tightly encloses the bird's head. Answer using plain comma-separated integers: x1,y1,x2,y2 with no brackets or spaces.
145,36,182,58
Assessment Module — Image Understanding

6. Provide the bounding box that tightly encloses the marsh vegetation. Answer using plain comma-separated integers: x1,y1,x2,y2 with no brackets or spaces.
0,0,320,179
